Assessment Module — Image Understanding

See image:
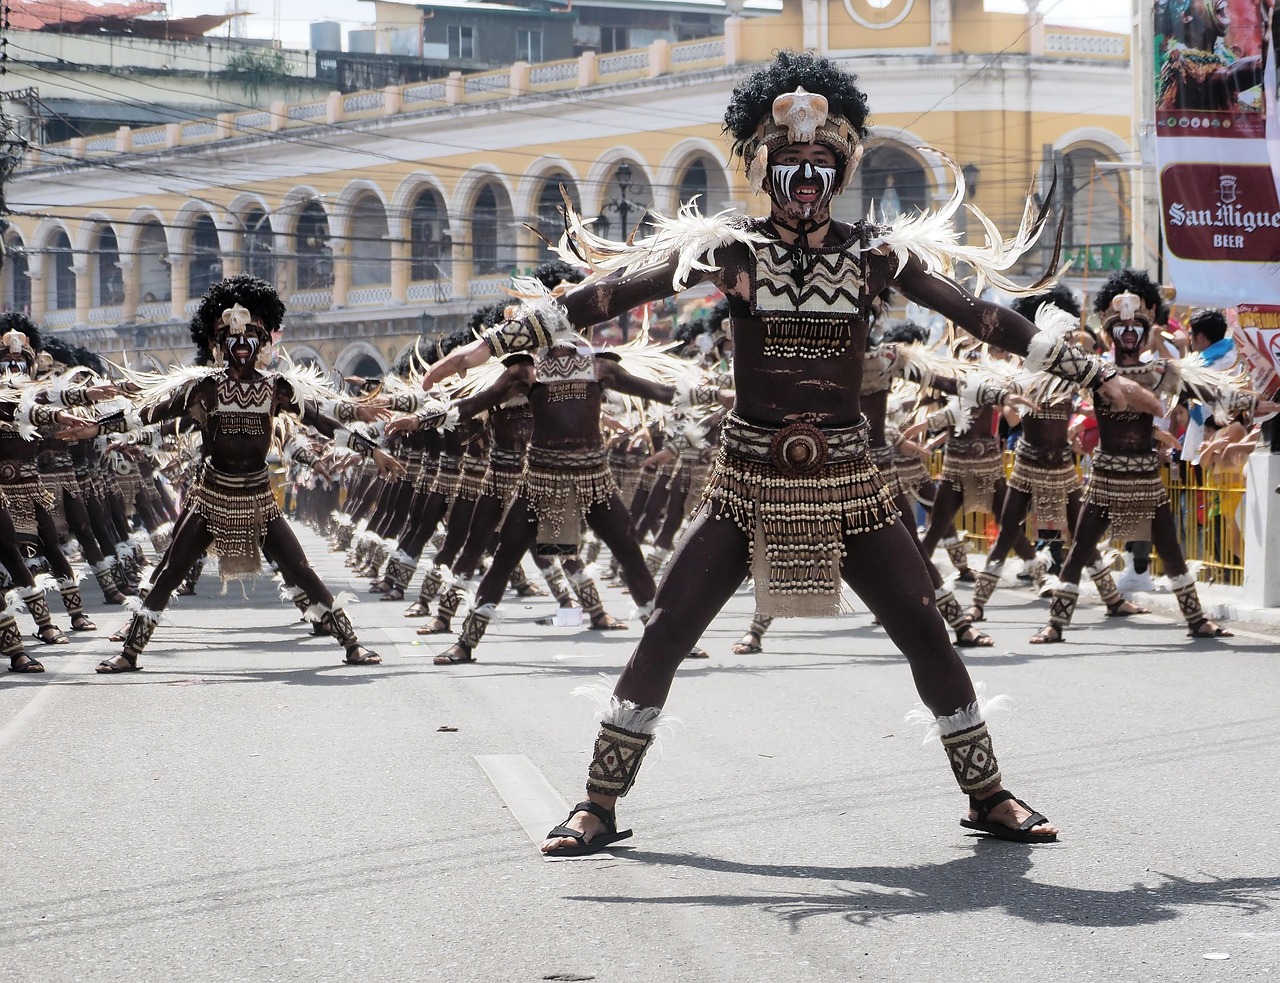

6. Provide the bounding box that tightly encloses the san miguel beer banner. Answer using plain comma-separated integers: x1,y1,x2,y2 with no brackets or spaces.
1154,0,1280,309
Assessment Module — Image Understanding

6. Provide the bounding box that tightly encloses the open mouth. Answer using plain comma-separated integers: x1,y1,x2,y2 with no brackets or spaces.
1116,325,1144,349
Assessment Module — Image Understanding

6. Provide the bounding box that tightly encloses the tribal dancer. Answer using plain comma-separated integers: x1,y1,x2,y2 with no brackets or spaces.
393,307,690,664
1032,270,1273,643
965,288,1138,623
427,53,1160,849
61,276,402,672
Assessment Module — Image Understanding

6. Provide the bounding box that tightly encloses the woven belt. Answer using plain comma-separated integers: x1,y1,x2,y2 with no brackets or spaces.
721,413,870,475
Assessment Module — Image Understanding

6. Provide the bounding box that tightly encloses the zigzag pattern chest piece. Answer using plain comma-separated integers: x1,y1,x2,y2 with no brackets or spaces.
751,239,865,359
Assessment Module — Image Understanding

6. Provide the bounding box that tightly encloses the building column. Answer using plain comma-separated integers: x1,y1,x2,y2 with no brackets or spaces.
390,237,409,304
330,240,351,308
169,258,190,321
73,262,92,327
450,218,471,303
118,259,139,321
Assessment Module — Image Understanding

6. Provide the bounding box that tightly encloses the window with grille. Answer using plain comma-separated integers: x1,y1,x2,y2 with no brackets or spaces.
448,25,475,60
516,29,542,62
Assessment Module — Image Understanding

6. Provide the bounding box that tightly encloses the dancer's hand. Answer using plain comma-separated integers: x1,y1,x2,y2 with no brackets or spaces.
640,447,674,469
1097,376,1164,415
86,383,119,401
383,416,418,436
372,448,406,479
355,399,391,423
55,416,99,441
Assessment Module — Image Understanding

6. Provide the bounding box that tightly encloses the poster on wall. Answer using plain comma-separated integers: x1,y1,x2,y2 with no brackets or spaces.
1154,0,1280,307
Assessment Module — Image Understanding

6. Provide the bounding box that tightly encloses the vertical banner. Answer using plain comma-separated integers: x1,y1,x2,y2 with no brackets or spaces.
1154,0,1280,307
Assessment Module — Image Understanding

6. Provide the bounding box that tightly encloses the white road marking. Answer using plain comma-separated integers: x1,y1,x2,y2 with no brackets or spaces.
476,753,626,861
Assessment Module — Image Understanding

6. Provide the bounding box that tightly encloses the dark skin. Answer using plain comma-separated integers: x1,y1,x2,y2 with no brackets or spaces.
428,142,1161,846
394,346,676,661
63,321,402,670
1031,312,1275,642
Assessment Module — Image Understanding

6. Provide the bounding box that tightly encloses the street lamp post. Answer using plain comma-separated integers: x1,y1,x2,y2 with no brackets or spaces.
597,162,644,342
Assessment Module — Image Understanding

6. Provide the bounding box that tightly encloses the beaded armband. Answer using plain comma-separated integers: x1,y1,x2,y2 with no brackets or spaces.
283,435,318,467
26,402,62,428
95,410,127,434
1025,333,1113,391
57,384,93,408
335,428,379,456
1216,389,1258,425
414,404,460,433
320,398,361,425
386,390,421,414
924,399,964,435
483,313,551,358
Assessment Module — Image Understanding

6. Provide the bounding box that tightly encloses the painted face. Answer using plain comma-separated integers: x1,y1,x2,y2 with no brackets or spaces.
1104,292,1153,356
221,322,271,369
767,143,839,221
0,350,32,376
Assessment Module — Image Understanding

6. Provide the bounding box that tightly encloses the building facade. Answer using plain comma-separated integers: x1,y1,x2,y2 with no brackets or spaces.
2,0,1134,376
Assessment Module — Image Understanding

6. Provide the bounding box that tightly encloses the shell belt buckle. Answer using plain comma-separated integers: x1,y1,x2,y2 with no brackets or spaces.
769,422,828,477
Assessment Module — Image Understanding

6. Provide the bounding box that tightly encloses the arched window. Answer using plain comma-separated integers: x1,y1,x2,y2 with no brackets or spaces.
675,155,731,214
93,227,123,306
410,188,447,281
47,230,76,311
295,201,332,290
859,146,927,222
242,209,274,282
535,173,579,260
348,194,390,287
2,237,30,312
472,186,500,274
1062,147,1127,269
188,215,223,298
136,221,171,304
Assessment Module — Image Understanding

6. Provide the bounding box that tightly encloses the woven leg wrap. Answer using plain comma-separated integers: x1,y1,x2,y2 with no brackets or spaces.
543,567,574,606
586,722,655,798
436,585,463,621
644,547,670,578
972,567,1001,611
940,721,1002,796
1048,583,1079,629
22,590,55,631
384,556,417,591
122,610,160,658
582,538,602,566
748,612,774,638
934,588,968,630
417,565,445,604
507,565,532,591
571,574,605,619
1171,572,1203,623
458,605,492,651
290,590,312,616
0,614,23,658
93,563,119,598
1087,560,1122,607
943,536,970,573
320,608,359,649
1023,556,1048,589
59,582,85,616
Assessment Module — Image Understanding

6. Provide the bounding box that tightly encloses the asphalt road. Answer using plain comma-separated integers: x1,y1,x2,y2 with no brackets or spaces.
3,526,1278,983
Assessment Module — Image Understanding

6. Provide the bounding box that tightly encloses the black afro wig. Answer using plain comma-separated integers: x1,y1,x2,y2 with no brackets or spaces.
1091,270,1164,320
0,311,41,352
189,275,286,357
723,51,871,162
1011,284,1081,322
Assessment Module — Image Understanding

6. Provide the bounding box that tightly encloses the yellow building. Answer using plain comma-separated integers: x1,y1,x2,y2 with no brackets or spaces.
2,0,1133,375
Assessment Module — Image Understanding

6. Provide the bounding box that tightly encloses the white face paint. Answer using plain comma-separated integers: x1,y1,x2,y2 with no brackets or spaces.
769,159,837,217
225,332,261,367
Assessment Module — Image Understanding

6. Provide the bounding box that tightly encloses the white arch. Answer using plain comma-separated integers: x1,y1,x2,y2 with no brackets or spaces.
278,186,332,236
450,165,516,221
171,201,226,255
70,212,119,256
280,343,328,373
1054,127,1131,159
390,173,451,239
121,207,169,256
583,147,655,218
32,218,74,253
514,155,584,222
331,179,391,240
655,138,730,214
862,127,950,200
333,340,387,377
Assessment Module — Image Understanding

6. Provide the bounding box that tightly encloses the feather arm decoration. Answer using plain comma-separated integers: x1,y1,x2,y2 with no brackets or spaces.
276,350,341,412
557,194,769,291
1166,355,1254,424
874,149,1065,297
113,362,218,415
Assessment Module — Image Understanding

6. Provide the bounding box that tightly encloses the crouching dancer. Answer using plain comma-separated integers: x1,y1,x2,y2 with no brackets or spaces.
426,53,1162,850
60,276,402,673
